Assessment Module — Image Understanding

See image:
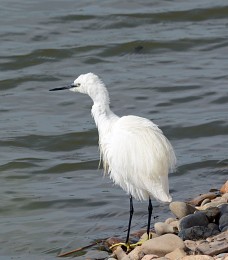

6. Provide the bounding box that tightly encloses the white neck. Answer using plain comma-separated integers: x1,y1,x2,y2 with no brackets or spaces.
91,102,118,131
89,83,119,131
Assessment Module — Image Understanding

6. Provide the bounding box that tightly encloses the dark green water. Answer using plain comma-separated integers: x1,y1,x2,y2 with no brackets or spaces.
0,1,227,259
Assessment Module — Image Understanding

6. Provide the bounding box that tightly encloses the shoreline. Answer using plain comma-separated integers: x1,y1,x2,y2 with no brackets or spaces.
59,180,228,259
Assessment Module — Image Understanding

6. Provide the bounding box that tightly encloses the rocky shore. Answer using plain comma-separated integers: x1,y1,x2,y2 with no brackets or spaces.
62,181,228,259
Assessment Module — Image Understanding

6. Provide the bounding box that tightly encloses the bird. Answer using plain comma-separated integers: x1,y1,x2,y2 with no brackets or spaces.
49,73,176,250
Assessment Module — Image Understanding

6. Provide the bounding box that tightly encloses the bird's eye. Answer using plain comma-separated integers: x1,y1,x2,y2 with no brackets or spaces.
77,83,81,87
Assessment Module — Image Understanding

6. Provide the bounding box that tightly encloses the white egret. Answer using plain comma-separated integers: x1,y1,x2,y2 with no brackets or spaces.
50,73,176,249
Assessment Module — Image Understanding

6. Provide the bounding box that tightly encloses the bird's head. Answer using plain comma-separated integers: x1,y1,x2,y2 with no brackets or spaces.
50,73,109,104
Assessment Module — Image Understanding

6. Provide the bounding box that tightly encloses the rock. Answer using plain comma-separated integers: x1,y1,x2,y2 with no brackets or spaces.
182,256,214,260
179,225,220,241
179,212,209,230
201,198,211,206
127,246,144,260
220,181,228,194
139,232,158,243
114,246,129,260
131,229,147,238
169,201,196,219
196,200,227,210
214,253,228,259
169,220,180,231
222,193,228,202
141,254,159,260
219,204,228,214
189,193,218,206
154,222,176,236
165,218,177,224
165,248,186,260
141,234,185,257
184,240,197,252
200,207,221,223
196,230,228,256
212,196,226,202
207,223,220,232
105,237,124,252
219,213,228,232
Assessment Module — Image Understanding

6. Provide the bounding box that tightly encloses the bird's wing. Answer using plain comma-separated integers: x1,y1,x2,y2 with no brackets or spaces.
104,115,176,201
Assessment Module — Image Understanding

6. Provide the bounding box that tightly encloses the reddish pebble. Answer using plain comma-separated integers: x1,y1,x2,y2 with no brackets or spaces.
220,180,228,194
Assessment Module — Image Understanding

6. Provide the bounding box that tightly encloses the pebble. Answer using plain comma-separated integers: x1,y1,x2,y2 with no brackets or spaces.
105,237,124,252
179,225,220,241
214,253,228,259
127,245,144,260
169,220,179,231
184,239,197,252
154,222,176,236
165,248,186,260
200,207,221,223
219,203,228,214
131,229,147,238
182,256,214,260
141,234,185,257
197,200,227,210
114,246,129,260
189,193,218,206
222,193,228,202
220,180,228,194
201,198,211,206
207,223,220,232
165,218,177,224
179,212,209,230
141,254,159,260
196,230,228,256
169,201,196,219
139,232,158,243
219,213,228,232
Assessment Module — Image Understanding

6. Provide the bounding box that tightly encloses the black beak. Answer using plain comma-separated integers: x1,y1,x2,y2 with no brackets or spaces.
49,83,74,91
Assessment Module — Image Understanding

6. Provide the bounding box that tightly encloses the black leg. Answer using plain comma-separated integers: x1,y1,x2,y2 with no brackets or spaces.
125,195,134,244
147,197,153,238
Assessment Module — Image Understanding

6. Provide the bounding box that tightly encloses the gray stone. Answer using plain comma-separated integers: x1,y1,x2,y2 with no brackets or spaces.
178,225,220,241
179,212,209,231
207,223,219,232
219,203,228,214
201,207,220,223
169,201,196,219
219,213,228,232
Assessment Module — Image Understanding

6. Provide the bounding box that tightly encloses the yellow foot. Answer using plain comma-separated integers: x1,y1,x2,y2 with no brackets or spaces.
109,233,153,252
109,239,147,252
109,242,131,252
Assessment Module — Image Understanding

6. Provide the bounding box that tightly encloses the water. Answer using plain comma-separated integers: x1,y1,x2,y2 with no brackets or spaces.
0,0,227,259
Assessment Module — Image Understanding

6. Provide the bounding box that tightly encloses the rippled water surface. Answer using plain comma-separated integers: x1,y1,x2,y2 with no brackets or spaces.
0,0,228,259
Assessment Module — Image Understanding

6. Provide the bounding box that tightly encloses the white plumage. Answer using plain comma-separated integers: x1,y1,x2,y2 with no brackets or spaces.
56,73,176,203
